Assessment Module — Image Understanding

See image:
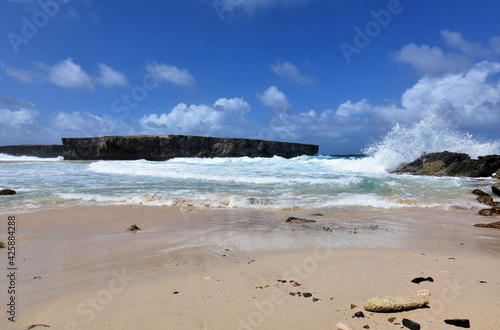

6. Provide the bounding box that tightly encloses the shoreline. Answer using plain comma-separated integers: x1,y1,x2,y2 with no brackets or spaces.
1,205,499,329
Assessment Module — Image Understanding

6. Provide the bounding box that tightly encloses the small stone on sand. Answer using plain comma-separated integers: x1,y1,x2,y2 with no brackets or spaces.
336,322,352,330
416,290,430,297
127,224,141,232
364,295,429,312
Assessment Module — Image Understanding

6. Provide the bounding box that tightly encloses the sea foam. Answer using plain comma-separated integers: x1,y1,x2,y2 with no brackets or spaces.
364,114,500,171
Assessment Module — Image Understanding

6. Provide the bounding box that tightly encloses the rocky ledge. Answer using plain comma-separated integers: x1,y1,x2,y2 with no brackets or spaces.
0,144,64,158
393,151,500,177
62,135,319,161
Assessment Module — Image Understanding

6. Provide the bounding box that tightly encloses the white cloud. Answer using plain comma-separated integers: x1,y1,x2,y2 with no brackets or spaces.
95,64,127,88
145,62,196,87
490,36,500,54
270,61,313,84
262,61,500,151
393,43,471,76
0,107,38,127
4,66,43,83
48,58,94,90
257,86,293,114
335,99,371,118
0,96,37,110
441,30,492,57
50,111,129,137
139,97,252,136
4,59,129,90
399,61,500,128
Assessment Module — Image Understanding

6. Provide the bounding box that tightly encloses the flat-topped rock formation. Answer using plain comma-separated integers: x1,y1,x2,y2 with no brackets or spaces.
394,151,500,177
0,144,64,158
62,135,319,160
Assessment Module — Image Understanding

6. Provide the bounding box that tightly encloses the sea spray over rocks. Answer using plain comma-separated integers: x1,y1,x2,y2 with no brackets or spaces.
363,114,500,172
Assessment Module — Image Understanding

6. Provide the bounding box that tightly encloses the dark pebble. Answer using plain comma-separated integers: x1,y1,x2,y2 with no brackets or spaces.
444,319,471,328
363,326,370,329
312,298,319,302
388,317,396,323
303,292,312,298
289,292,296,296
285,216,316,223
27,325,50,330
411,276,434,284
402,318,420,330
479,280,487,283
127,224,141,232
173,291,179,294
353,311,365,318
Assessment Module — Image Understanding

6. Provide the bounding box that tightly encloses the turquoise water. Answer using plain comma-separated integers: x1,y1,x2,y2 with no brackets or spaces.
0,154,495,213
1,116,499,213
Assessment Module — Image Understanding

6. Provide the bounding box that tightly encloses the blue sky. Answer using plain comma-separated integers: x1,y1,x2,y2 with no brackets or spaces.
1,0,500,154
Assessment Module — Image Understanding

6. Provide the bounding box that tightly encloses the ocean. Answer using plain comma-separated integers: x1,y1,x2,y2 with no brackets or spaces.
1,116,499,214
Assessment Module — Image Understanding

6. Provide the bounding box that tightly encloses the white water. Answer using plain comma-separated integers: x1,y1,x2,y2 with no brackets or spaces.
0,115,498,213
365,114,500,171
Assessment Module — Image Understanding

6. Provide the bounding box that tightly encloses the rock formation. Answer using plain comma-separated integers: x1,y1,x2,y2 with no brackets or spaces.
62,135,319,161
394,151,500,177
492,183,500,197
0,189,16,195
0,145,64,158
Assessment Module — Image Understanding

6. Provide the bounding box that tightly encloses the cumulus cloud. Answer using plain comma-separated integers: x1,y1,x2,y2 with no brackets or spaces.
145,62,196,87
47,58,94,90
95,64,128,88
0,96,37,110
4,65,44,83
441,30,492,57
0,107,38,127
270,61,313,84
393,43,471,76
490,36,500,54
257,86,293,114
0,101,40,144
139,97,252,136
262,61,500,152
50,111,129,136
393,30,500,77
3,59,127,90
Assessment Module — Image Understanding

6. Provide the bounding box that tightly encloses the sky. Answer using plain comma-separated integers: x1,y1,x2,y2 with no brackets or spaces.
0,0,500,155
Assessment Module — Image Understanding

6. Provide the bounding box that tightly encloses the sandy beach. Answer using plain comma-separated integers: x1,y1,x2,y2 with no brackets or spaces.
1,205,500,329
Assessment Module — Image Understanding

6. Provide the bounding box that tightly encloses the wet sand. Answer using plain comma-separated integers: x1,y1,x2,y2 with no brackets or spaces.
1,205,499,329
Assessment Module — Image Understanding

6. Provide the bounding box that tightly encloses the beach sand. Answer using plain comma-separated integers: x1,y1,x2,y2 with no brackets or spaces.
1,205,500,329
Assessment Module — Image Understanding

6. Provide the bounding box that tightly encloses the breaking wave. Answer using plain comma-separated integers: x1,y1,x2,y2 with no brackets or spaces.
364,114,500,171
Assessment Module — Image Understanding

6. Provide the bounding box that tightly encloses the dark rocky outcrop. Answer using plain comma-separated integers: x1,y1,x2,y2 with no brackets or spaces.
0,189,16,195
62,135,319,160
0,145,64,158
492,183,500,197
474,220,500,228
394,151,500,177
477,208,500,217
472,189,490,197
